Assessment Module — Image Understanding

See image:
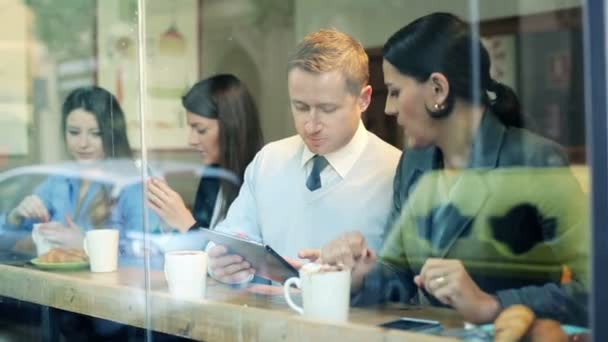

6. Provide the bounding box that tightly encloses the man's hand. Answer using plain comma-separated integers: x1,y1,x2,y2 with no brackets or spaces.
319,231,377,292
208,245,255,284
285,249,321,269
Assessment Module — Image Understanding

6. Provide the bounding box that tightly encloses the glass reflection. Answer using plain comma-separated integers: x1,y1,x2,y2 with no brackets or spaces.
0,1,593,341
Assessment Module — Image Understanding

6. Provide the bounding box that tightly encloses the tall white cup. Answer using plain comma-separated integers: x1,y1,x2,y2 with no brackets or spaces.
83,229,119,272
32,222,61,256
164,251,208,300
283,265,351,322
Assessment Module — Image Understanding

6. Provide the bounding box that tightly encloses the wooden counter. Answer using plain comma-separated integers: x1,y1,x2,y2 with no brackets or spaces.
0,264,461,341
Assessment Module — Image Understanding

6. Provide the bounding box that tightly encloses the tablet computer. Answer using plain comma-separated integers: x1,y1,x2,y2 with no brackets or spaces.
199,229,298,283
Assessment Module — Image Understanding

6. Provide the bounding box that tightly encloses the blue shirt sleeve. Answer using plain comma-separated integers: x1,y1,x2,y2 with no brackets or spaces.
111,182,161,234
14,176,64,230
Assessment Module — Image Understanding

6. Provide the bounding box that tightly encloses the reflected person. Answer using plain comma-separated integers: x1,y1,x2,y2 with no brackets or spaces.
208,29,401,284
147,74,264,232
319,13,588,326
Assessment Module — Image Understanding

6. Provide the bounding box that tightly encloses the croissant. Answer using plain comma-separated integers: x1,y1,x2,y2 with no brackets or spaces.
527,319,567,342
494,304,536,342
39,248,88,263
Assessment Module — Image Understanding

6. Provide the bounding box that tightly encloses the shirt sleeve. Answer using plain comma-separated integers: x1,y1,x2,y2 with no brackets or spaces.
351,261,416,306
112,182,164,254
349,192,422,305
12,176,58,230
213,150,263,243
33,177,56,209
206,150,265,285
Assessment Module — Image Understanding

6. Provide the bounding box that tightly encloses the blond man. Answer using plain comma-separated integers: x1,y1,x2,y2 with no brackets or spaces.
208,29,400,283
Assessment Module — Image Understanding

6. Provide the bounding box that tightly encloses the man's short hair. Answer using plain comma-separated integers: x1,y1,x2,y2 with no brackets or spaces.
287,29,369,95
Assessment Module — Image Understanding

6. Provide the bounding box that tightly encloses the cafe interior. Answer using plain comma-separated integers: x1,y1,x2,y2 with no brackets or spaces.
0,0,606,341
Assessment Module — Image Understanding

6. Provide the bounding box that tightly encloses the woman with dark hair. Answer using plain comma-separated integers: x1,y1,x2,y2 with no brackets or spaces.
7,86,153,249
61,85,133,159
319,12,588,326
147,74,264,232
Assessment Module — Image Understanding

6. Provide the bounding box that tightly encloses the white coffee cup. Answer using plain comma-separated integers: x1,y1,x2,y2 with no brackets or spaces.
83,229,119,272
164,250,208,300
283,264,351,322
32,222,61,256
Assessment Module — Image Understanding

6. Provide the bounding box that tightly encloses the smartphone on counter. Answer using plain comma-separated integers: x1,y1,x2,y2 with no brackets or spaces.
379,317,442,332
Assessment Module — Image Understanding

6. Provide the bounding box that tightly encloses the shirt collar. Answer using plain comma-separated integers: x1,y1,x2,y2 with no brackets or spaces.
300,120,368,178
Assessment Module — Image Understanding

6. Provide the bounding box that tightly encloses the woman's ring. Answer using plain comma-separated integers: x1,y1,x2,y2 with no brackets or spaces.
434,276,446,285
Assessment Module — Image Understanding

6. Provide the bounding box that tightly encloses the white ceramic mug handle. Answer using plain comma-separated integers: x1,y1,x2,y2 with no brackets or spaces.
83,237,88,256
283,277,303,315
164,263,169,282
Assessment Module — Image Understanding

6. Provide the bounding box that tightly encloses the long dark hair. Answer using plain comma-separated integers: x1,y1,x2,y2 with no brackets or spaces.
62,86,132,158
383,12,523,127
61,86,131,227
182,74,264,220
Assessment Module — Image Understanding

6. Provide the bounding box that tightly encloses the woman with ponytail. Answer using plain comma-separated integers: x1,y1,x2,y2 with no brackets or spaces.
319,13,588,326
146,74,264,232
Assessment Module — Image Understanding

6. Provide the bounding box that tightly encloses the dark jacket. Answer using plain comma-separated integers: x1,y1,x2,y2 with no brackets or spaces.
354,112,589,326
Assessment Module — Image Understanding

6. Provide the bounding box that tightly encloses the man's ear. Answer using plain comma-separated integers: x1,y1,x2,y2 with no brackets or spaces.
358,85,373,112
427,72,450,107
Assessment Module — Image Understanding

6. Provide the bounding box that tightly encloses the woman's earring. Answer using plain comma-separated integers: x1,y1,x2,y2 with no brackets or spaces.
434,103,445,111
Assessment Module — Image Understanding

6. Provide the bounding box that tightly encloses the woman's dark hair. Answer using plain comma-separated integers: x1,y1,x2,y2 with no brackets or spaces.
383,12,523,127
61,86,131,227
61,86,132,158
182,74,264,220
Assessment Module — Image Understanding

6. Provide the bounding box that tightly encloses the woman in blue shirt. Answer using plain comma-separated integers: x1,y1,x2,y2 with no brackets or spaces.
7,86,154,251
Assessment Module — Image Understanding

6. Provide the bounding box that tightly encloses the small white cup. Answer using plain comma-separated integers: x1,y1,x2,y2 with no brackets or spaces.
83,229,119,272
283,264,351,322
32,222,62,256
164,250,208,300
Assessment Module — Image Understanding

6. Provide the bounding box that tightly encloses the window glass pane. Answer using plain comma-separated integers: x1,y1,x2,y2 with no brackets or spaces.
0,0,593,341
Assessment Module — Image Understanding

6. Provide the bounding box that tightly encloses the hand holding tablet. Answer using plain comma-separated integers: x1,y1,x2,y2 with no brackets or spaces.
202,229,299,283
208,244,256,284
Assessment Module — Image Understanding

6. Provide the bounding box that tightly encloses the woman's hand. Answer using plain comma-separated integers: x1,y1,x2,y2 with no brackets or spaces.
414,258,501,324
38,216,85,250
8,195,50,225
319,231,377,292
146,178,195,233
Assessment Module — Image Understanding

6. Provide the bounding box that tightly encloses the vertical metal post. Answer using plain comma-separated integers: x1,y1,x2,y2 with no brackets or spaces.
135,0,152,341
583,0,608,341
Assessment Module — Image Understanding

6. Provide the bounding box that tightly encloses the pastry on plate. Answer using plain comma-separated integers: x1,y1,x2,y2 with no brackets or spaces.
39,248,88,263
494,304,536,342
527,319,567,342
